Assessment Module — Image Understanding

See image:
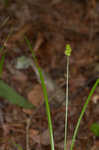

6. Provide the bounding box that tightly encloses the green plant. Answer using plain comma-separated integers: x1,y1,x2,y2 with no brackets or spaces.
0,54,5,78
90,123,99,137
0,80,35,109
65,45,99,150
25,36,55,150
25,38,99,150
70,78,99,150
0,31,35,109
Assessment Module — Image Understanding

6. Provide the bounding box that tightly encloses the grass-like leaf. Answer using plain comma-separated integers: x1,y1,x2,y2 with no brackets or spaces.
0,80,35,109
70,78,99,150
0,29,35,109
0,54,5,78
25,36,55,150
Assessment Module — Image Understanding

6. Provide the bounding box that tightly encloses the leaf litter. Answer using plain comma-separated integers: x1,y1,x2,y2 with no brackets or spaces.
0,0,99,150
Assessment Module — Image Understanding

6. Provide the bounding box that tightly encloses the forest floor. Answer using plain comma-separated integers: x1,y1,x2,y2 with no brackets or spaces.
0,0,99,150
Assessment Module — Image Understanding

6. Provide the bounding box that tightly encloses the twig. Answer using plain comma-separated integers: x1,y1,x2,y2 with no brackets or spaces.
26,118,31,150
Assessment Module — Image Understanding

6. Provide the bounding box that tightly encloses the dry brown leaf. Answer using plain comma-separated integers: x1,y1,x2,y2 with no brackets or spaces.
40,129,50,145
5,23,32,48
29,129,40,143
22,109,33,115
12,71,28,82
90,141,99,150
34,32,44,52
27,84,44,106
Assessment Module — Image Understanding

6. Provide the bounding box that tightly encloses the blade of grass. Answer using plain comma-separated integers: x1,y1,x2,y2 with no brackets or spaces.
0,16,9,28
0,28,13,78
0,27,13,53
70,78,99,150
25,36,55,150
0,54,5,78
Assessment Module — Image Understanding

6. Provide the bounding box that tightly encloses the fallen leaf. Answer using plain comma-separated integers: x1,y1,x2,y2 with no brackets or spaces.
27,84,44,106
29,129,39,143
90,141,99,150
12,71,28,82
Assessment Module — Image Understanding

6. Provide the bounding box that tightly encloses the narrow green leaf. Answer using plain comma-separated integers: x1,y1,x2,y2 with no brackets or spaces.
0,80,35,109
70,79,99,150
90,123,99,137
25,37,55,150
0,54,5,78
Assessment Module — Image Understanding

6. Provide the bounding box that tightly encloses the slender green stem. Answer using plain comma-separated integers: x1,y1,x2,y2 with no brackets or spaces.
70,78,99,150
64,56,69,150
64,44,72,150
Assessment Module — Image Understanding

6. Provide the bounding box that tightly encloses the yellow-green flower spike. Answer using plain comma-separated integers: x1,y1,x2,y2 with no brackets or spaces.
65,44,72,56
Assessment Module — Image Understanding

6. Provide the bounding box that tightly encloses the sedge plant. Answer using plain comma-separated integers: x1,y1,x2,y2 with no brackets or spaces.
64,45,99,150
70,78,99,150
25,37,99,150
